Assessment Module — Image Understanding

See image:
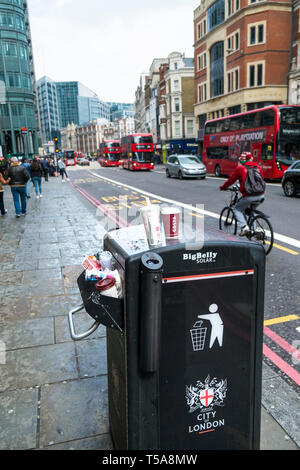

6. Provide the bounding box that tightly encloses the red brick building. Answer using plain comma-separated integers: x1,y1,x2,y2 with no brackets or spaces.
194,0,292,141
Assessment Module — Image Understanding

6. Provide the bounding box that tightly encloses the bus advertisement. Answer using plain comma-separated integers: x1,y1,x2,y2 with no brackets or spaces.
64,149,78,166
202,105,300,179
98,141,121,167
121,134,154,171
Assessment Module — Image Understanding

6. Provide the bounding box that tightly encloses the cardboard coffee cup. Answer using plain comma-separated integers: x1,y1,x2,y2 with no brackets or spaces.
161,206,181,239
140,204,162,246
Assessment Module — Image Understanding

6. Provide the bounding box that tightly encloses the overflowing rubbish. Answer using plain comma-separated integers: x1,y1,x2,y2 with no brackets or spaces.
81,252,122,298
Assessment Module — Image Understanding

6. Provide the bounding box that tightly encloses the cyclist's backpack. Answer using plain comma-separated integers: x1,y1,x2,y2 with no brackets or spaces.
244,166,266,195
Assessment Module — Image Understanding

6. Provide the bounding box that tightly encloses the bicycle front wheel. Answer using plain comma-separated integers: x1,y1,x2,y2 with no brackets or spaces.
219,207,237,235
249,215,274,255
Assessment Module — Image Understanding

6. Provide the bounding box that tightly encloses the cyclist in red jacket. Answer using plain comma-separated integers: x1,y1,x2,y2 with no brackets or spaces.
220,152,265,236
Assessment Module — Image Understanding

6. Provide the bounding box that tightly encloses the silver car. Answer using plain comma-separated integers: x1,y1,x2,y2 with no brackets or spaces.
166,154,206,179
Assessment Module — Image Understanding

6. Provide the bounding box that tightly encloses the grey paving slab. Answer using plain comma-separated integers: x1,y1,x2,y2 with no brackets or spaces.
0,317,54,350
260,407,298,450
42,433,113,450
38,258,62,269
22,268,62,283
76,337,107,378
0,297,32,324
0,272,23,286
0,388,39,450
31,295,71,318
262,371,300,447
39,376,109,447
54,313,106,344
0,342,78,392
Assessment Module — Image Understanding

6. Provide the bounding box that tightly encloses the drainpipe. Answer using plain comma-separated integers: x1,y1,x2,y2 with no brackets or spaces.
287,2,295,104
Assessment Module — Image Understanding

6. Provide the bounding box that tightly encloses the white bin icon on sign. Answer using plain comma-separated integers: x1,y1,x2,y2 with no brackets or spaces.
190,321,207,352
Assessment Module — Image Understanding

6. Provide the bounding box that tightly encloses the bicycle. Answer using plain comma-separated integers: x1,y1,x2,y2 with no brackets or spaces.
219,185,274,255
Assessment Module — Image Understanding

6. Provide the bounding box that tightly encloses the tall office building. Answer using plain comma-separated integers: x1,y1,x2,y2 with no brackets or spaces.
0,0,39,157
108,102,134,121
36,76,60,144
56,81,109,127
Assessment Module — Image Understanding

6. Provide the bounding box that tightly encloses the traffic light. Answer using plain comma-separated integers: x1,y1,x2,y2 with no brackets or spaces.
54,136,59,154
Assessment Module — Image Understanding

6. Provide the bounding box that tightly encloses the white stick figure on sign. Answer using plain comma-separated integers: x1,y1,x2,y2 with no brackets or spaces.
198,304,224,349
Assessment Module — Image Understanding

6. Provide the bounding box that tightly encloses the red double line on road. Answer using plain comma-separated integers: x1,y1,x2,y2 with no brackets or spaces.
69,180,130,228
71,180,300,387
263,326,300,387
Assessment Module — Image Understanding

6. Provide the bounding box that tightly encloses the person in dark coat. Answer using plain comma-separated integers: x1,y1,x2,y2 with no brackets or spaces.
7,157,30,217
30,157,44,198
41,157,50,182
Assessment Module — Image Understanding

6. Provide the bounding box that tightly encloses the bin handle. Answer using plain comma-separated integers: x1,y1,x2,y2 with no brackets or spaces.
68,303,101,341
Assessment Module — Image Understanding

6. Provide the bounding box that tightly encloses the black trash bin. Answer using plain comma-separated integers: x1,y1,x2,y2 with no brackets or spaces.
68,225,265,451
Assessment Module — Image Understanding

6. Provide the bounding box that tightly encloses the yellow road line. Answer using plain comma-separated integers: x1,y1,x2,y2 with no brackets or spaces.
189,212,204,219
264,315,299,326
266,241,299,255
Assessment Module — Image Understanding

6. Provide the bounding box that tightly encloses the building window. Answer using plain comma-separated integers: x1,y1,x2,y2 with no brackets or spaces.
7,73,21,88
197,18,207,40
227,67,239,92
210,41,224,98
248,62,265,87
0,13,14,27
174,120,181,136
186,119,194,136
198,83,207,103
173,80,179,91
208,0,225,31
227,30,239,54
248,22,266,46
3,41,18,57
174,97,180,112
197,52,207,71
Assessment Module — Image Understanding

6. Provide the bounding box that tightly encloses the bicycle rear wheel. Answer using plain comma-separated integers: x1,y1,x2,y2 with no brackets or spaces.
219,207,237,235
249,215,274,255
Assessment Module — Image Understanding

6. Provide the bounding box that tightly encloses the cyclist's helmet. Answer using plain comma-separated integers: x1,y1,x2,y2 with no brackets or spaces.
239,151,252,162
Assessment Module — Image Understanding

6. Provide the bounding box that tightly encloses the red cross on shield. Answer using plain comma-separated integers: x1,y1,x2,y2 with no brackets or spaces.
200,388,214,407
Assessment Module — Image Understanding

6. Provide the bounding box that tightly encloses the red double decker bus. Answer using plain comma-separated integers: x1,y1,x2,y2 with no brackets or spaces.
63,149,78,166
121,133,154,171
98,141,121,167
202,105,300,179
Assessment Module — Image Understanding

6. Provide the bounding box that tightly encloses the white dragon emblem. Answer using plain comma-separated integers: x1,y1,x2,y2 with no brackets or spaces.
186,375,228,413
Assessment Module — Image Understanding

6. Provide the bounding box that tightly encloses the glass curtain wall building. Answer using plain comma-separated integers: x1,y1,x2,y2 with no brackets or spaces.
0,0,39,157
37,76,60,144
56,81,109,127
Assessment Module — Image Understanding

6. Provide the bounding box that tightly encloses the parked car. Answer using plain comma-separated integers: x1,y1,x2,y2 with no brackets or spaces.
281,160,300,197
166,154,207,179
77,157,90,166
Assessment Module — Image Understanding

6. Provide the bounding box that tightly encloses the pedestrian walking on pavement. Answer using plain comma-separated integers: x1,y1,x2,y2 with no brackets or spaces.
7,157,30,217
30,157,43,198
21,157,31,199
57,158,68,182
41,157,50,182
0,168,10,216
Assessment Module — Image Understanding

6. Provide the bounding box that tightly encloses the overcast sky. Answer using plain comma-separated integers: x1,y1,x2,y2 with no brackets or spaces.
29,0,199,104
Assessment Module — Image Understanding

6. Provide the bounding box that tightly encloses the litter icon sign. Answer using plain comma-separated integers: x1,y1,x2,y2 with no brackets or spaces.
190,304,224,352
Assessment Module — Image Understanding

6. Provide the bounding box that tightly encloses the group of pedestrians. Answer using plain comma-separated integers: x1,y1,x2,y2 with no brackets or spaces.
0,155,69,218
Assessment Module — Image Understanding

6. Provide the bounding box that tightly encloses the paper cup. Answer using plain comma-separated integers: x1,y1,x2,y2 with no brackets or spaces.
140,205,162,246
161,206,181,239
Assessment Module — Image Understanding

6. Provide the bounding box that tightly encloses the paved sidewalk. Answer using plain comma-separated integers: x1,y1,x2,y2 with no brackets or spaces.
0,174,298,450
